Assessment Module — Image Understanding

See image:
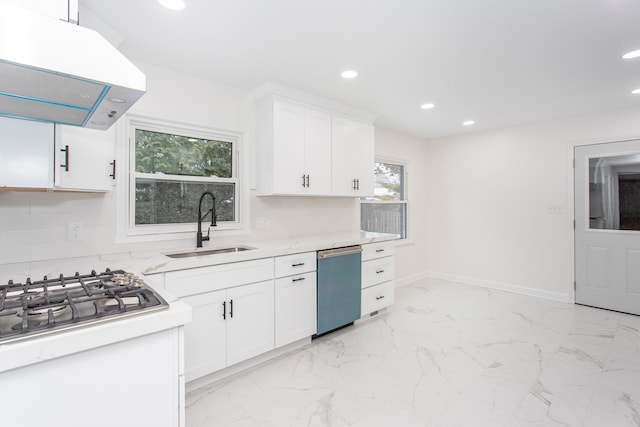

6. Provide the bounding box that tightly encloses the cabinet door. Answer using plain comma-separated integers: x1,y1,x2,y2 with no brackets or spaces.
182,291,227,382
54,125,115,192
226,280,275,366
331,117,374,196
304,109,332,195
351,123,375,196
275,272,317,347
272,101,306,195
0,116,54,189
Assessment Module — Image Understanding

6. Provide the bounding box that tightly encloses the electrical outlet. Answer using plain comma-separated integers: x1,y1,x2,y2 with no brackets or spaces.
67,222,83,242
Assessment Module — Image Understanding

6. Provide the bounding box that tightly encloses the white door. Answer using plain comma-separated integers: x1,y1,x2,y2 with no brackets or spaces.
55,125,115,191
182,291,227,381
575,140,640,315
226,280,275,366
272,100,306,195
304,109,332,195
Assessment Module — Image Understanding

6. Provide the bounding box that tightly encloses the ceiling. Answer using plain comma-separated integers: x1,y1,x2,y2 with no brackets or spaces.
79,0,640,139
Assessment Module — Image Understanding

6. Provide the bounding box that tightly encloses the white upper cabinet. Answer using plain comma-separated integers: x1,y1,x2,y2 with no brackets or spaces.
254,84,376,197
331,116,374,197
54,125,116,192
303,108,332,195
0,116,54,189
258,99,332,195
0,116,115,192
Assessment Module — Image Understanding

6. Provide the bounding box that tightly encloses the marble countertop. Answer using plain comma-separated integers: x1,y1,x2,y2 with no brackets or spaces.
142,231,396,275
0,231,396,282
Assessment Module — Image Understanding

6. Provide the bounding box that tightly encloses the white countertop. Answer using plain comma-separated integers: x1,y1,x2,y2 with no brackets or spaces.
0,294,191,373
0,231,394,372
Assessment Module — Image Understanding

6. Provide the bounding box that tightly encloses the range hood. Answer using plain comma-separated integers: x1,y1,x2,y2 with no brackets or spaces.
0,1,146,130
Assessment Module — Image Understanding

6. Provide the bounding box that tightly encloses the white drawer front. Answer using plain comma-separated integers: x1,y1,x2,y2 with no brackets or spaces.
362,257,394,288
361,281,395,316
362,241,395,261
165,258,274,297
274,251,316,278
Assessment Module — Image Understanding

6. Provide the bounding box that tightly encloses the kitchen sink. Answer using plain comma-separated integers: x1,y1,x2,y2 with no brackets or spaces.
164,246,255,258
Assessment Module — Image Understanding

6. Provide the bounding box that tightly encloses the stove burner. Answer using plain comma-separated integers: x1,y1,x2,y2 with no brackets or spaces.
0,268,168,344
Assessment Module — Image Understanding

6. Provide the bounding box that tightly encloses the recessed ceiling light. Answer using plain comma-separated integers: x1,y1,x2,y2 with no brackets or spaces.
108,97,126,104
420,103,435,110
623,50,640,59
159,0,185,10
90,121,106,125
463,120,475,126
632,88,640,94
341,70,358,79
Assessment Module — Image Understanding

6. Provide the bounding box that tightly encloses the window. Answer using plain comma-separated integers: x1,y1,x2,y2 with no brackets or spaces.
360,160,408,239
122,117,241,239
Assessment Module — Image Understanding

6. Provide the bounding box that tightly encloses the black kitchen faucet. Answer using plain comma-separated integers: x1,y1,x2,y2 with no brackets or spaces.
197,191,217,248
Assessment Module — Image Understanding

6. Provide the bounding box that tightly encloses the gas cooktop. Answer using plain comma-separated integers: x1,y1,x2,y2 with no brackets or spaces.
0,269,168,344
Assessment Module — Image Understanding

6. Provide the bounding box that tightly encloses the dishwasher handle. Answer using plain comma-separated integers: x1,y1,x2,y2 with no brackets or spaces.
317,245,362,259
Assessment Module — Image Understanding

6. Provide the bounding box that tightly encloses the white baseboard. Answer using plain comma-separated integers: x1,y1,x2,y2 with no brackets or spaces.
394,271,430,287
423,271,571,303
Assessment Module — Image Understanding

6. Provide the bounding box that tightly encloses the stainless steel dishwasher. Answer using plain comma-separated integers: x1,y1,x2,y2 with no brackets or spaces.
315,245,362,337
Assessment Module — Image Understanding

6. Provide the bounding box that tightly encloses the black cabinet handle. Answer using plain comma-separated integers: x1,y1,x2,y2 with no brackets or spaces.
60,145,69,171
375,249,385,253
301,174,306,187
222,301,226,320
292,277,306,282
109,160,116,179
376,269,385,274
352,179,357,190
229,299,233,318
306,174,310,188
292,262,305,267
376,295,385,300
356,179,360,190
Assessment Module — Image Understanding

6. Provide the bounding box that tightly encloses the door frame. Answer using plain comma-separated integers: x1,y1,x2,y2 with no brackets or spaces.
568,134,640,305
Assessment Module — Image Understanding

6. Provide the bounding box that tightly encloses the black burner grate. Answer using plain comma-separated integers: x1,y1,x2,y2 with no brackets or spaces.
0,269,168,344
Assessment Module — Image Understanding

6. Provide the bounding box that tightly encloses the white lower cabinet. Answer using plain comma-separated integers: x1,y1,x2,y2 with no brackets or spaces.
165,259,275,382
226,280,275,365
274,251,317,347
275,272,316,347
361,242,395,317
182,290,227,379
181,280,274,382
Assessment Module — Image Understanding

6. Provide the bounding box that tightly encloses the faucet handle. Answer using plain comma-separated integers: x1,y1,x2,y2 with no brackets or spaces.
202,227,210,242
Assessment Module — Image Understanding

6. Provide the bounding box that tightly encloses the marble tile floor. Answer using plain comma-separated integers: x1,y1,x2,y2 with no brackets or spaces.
185,278,640,426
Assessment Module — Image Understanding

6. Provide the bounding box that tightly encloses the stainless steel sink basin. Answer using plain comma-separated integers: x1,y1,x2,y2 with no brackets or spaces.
164,246,254,259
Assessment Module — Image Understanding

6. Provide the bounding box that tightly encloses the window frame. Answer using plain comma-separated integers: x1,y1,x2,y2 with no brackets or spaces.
360,157,410,241
116,115,247,243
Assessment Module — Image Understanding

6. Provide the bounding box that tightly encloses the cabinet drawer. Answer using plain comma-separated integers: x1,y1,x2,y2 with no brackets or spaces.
361,281,395,316
362,257,394,288
165,258,274,297
274,251,316,277
362,242,395,261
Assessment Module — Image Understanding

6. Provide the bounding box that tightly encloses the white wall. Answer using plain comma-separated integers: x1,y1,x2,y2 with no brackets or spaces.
424,106,640,300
